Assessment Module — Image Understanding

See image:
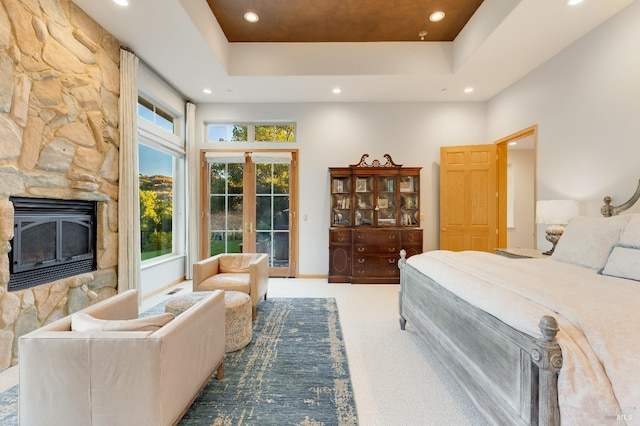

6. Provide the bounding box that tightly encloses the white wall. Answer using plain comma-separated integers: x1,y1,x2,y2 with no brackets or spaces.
507,149,536,248
195,103,486,275
486,1,640,250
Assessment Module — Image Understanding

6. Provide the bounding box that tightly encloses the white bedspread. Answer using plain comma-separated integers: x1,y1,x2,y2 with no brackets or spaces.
406,250,640,425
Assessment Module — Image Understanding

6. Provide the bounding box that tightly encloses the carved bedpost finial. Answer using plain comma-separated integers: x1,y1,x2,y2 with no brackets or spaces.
601,178,640,217
539,315,559,342
601,196,613,217
398,249,407,268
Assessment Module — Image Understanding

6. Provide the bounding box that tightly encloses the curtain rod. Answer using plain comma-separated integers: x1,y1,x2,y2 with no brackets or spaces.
120,46,191,103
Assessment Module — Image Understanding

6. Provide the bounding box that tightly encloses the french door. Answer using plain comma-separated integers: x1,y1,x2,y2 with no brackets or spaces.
201,150,297,277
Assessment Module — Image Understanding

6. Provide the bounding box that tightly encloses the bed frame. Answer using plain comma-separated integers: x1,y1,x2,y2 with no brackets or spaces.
398,180,640,426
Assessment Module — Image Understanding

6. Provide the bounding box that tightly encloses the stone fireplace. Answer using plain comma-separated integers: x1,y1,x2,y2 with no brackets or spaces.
9,197,97,291
0,0,121,372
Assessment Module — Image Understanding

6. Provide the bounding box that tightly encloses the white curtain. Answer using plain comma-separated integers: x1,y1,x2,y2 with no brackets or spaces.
185,102,197,278
118,48,141,296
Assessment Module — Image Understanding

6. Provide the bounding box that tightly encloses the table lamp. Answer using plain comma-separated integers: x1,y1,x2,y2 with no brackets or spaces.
535,200,579,255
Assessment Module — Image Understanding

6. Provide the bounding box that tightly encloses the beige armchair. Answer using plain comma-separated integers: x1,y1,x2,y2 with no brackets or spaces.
19,289,226,426
193,253,269,320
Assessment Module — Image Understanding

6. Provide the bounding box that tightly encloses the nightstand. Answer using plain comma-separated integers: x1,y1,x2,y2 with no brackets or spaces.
494,248,547,259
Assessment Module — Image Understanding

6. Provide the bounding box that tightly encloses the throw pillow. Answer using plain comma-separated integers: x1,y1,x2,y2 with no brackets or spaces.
71,311,175,332
551,215,631,270
599,244,640,282
619,214,640,246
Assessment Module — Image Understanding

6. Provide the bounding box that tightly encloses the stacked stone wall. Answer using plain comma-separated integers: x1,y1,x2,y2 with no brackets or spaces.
0,0,120,372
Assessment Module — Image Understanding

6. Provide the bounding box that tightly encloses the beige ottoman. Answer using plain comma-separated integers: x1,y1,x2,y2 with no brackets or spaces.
165,291,252,353
224,291,253,353
164,292,209,316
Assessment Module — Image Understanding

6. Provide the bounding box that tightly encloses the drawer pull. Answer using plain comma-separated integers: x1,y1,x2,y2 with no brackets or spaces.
389,235,396,240
388,259,396,264
388,270,397,275
388,247,396,252
337,237,344,242
358,259,365,264
357,247,365,252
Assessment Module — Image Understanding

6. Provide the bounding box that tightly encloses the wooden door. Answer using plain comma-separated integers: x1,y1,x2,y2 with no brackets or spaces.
440,144,498,252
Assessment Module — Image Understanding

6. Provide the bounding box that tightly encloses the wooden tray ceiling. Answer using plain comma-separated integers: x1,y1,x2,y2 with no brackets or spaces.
206,0,484,43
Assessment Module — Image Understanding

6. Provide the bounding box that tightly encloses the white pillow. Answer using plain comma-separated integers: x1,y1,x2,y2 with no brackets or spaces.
599,244,640,281
619,214,640,246
551,215,631,270
71,312,175,332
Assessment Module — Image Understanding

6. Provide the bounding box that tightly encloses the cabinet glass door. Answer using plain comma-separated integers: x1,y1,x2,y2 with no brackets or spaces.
331,176,352,226
354,176,374,226
399,176,419,226
376,176,397,226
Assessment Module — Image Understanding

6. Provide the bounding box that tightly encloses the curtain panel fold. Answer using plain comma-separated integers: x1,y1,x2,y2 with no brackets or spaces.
185,102,197,278
118,48,141,296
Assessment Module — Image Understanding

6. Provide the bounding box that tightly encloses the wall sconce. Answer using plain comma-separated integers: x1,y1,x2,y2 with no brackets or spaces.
535,200,579,255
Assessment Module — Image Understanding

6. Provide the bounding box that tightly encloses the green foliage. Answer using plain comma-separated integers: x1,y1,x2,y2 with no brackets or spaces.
139,175,173,260
255,124,295,142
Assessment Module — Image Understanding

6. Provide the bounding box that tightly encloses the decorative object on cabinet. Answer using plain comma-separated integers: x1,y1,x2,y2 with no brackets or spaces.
329,154,422,284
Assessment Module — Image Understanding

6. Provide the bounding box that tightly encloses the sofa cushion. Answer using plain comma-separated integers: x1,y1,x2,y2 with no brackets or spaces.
219,255,257,273
551,215,631,270
71,311,175,332
199,273,251,293
599,244,640,282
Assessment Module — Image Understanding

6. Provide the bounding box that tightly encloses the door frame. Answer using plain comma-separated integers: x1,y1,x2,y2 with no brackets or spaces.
199,148,299,277
493,125,538,248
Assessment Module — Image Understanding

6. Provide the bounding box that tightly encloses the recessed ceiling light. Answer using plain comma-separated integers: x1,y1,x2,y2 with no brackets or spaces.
429,11,445,22
418,31,428,41
566,0,584,6
332,88,342,94
464,87,474,93
202,89,212,94
113,0,128,6
244,12,259,23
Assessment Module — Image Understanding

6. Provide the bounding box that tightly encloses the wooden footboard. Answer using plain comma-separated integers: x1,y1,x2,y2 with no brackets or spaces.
398,251,562,426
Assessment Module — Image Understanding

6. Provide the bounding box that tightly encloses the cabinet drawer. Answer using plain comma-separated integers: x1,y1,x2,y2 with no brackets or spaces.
354,231,401,245
354,245,399,255
329,229,351,244
402,230,423,244
352,265,400,278
353,255,399,267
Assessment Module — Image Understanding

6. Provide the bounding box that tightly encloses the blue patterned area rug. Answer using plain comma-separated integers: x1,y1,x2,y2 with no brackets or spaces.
0,297,358,426
180,297,358,425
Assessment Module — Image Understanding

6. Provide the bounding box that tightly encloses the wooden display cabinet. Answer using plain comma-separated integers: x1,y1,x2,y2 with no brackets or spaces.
329,154,423,283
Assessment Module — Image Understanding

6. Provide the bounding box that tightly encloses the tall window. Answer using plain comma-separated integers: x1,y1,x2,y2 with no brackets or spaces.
137,97,184,261
139,144,174,260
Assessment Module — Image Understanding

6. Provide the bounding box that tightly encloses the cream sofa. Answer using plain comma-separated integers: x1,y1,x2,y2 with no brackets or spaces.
193,253,268,320
18,289,225,426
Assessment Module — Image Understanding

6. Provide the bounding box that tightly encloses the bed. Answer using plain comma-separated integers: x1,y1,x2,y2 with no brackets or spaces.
399,189,640,426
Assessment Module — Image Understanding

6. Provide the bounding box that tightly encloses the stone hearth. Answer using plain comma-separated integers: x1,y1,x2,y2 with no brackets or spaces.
0,0,120,372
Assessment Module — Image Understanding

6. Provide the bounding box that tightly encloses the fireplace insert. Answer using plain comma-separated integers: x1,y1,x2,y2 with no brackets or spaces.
8,197,97,292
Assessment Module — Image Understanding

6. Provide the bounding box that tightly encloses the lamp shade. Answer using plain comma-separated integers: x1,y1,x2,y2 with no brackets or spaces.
536,200,579,225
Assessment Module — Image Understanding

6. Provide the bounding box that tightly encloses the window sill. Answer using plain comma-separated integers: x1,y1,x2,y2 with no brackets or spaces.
141,253,185,270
